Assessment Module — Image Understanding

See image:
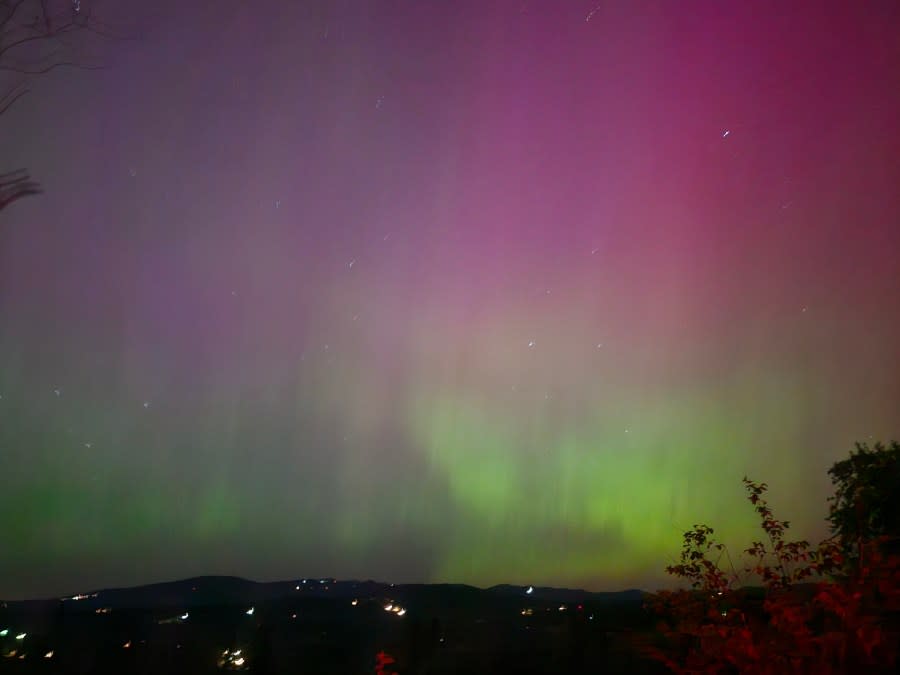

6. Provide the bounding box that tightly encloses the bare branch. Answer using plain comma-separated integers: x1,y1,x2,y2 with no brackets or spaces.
1,1,126,213
0,83,27,115
0,60,101,74
0,20,79,60
0,0,31,33
0,168,42,210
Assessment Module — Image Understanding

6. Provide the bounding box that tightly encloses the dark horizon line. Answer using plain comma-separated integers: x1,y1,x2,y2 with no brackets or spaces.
3,573,654,604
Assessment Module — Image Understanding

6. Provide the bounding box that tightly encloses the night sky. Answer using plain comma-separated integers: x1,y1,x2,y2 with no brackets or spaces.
1,0,898,600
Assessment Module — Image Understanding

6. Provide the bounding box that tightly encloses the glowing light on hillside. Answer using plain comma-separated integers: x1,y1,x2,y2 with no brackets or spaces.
65,593,97,601
219,647,249,670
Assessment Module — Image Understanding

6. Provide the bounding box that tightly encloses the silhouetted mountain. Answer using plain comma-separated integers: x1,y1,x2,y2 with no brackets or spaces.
0,577,663,674
4,576,647,611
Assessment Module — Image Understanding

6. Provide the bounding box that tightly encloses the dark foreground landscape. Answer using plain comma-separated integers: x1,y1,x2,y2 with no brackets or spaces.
0,576,667,674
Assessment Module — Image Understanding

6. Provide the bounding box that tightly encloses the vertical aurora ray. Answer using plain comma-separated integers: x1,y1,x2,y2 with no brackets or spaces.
0,1,897,598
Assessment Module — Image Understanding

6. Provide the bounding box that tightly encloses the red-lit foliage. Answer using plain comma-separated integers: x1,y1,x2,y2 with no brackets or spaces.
374,650,397,675
643,478,900,674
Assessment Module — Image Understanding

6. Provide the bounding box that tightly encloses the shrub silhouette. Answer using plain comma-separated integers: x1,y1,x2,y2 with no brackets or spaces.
644,452,900,674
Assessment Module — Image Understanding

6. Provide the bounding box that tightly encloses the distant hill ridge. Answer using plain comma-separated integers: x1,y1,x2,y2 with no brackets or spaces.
4,576,646,611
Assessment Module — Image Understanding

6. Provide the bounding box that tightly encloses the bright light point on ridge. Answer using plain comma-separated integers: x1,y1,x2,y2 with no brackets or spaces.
525,586,534,594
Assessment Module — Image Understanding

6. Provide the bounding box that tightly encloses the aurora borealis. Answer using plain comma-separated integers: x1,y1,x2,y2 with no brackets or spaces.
0,0,898,600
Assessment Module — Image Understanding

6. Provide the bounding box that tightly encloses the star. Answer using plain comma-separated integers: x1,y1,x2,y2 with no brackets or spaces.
143,401,150,409
528,340,535,348
722,129,730,138
84,442,92,449
53,388,61,397
348,259,356,270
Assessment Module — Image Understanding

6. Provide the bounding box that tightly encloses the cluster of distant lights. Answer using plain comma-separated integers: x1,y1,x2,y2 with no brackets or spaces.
219,648,247,670
62,592,98,601
2,582,606,663
295,578,334,591
2,584,402,665
157,607,257,626
520,605,579,615
343,595,407,617
0,628,53,661
521,587,594,621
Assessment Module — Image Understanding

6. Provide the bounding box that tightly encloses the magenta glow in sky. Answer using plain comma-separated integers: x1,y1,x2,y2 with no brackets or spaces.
0,0,898,599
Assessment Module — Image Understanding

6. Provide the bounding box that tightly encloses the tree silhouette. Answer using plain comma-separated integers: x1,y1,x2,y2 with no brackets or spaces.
1,0,115,212
827,440,900,572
